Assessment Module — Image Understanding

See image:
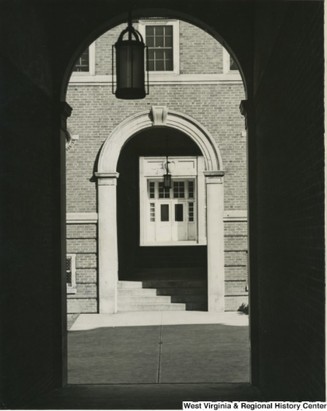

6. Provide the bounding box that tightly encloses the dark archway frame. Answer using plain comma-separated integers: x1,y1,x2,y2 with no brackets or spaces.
59,3,256,392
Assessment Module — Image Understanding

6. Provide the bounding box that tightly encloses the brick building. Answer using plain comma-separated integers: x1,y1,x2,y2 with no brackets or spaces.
66,19,247,314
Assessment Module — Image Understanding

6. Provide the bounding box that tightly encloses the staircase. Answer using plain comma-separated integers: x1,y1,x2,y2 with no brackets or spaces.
117,278,207,312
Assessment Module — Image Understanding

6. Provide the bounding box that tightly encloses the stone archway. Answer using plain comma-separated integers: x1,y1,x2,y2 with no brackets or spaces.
96,106,225,313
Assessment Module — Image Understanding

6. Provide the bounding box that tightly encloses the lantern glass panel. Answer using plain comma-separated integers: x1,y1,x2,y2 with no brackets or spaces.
115,40,145,99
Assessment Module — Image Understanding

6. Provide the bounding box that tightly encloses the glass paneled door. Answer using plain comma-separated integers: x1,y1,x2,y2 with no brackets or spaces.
146,179,196,243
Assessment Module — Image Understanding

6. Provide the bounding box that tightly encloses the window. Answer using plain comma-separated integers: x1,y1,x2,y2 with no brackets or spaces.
146,25,173,71
173,181,185,198
158,182,170,198
73,48,89,72
223,48,239,73
138,20,180,74
161,204,169,221
72,43,95,75
175,204,184,222
66,254,77,294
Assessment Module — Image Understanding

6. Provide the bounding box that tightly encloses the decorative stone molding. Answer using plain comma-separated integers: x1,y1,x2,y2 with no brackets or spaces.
96,109,225,313
97,109,223,174
150,106,168,125
66,212,98,224
68,73,243,85
224,210,247,222
95,173,119,186
95,172,119,179
204,170,225,184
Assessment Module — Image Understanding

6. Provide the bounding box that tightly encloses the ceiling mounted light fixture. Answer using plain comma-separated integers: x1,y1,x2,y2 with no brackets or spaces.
112,12,149,99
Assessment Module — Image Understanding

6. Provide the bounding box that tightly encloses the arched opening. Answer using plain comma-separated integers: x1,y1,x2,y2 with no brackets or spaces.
65,13,249,386
1,1,325,406
95,109,225,313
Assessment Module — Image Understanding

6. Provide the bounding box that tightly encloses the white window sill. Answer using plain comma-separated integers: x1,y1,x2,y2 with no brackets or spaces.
68,73,242,85
140,240,206,246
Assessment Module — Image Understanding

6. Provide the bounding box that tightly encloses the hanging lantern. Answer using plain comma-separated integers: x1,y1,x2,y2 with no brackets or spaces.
112,14,149,99
163,157,172,189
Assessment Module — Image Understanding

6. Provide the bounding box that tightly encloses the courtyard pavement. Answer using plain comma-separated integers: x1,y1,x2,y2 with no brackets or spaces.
68,311,250,385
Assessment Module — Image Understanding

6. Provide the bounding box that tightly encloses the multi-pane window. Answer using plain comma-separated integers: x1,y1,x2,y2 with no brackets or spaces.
188,181,194,198
158,182,170,198
146,25,173,71
150,203,155,222
149,182,155,198
173,181,185,198
66,257,73,286
73,48,89,72
188,202,194,222
66,255,77,293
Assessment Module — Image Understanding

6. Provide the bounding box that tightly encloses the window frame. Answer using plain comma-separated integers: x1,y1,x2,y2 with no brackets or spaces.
137,20,180,75
71,42,95,76
222,48,239,74
66,254,77,294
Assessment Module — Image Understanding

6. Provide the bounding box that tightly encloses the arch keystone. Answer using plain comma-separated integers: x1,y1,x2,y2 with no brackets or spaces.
150,106,168,125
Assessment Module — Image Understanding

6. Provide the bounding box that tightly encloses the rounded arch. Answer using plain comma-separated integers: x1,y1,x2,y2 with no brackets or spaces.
97,107,223,174
60,8,248,100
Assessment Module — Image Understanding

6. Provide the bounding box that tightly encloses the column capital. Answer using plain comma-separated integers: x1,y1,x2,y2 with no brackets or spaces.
95,172,119,186
95,172,119,178
204,170,224,177
204,170,224,184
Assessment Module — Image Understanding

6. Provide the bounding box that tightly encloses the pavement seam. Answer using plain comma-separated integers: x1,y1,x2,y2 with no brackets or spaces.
156,312,164,383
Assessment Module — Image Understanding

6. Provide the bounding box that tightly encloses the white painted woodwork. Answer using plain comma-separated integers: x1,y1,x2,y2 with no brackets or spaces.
139,156,202,246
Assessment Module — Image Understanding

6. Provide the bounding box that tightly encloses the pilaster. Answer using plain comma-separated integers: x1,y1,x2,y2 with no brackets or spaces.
95,172,119,313
205,171,225,312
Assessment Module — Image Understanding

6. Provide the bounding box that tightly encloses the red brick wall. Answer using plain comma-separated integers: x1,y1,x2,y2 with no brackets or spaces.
66,20,248,313
66,84,246,211
94,20,224,75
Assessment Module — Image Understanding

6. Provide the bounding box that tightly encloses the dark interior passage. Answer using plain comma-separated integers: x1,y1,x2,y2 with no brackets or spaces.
0,1,324,407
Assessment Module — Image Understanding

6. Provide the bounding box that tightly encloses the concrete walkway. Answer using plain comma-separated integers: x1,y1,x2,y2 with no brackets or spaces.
69,311,250,385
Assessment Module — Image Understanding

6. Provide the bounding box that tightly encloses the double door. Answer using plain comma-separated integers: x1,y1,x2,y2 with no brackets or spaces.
146,179,196,244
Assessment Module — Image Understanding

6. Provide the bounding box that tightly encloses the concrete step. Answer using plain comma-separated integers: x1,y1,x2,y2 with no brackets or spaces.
170,295,207,303
118,281,143,289
142,280,206,288
157,287,206,296
118,295,172,304
184,303,207,310
134,267,206,277
118,288,158,296
118,303,186,312
117,280,207,312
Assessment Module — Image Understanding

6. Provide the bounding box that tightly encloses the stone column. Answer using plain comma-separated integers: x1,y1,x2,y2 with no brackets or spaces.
205,171,225,312
95,172,119,313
